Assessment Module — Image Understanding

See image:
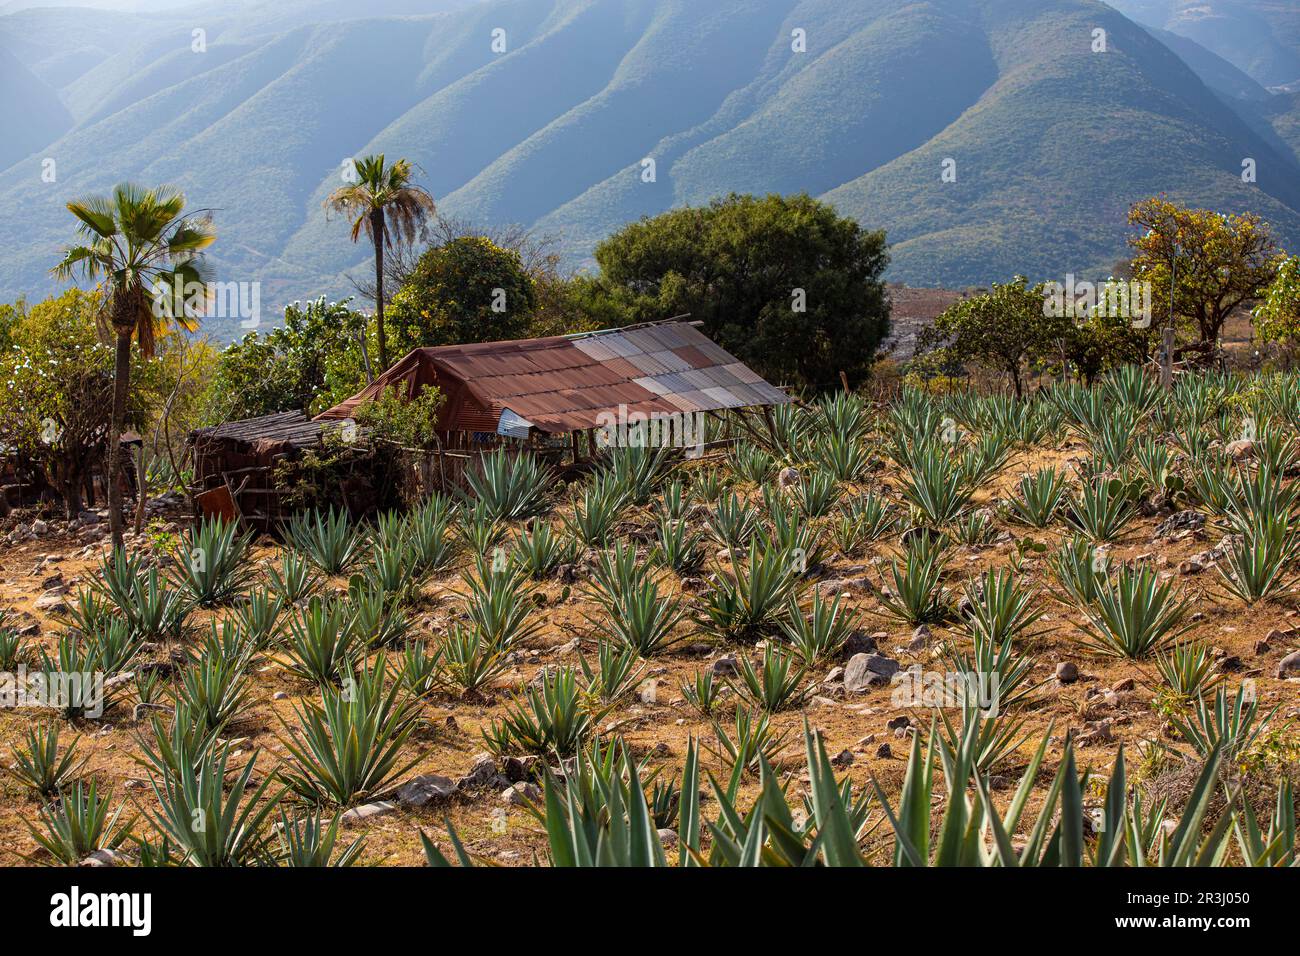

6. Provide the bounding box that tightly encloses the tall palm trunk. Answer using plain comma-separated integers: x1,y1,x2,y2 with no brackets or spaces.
371,208,388,371
107,328,132,553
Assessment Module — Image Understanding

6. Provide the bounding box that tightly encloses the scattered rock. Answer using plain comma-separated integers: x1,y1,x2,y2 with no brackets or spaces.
79,849,125,867
658,828,679,849
1277,651,1300,679
875,743,892,759
1178,558,1204,575
777,467,800,488
711,655,738,677
500,782,542,807
843,653,900,693
341,801,398,826
831,749,854,768
396,774,457,808
842,631,880,656
1225,439,1256,461
456,754,499,790
1110,677,1136,693
1055,661,1079,684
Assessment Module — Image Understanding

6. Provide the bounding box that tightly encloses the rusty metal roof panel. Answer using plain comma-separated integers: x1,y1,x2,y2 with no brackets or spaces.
317,322,788,433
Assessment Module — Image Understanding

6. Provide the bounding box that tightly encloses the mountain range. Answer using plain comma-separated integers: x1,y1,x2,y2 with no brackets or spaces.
1,0,1300,340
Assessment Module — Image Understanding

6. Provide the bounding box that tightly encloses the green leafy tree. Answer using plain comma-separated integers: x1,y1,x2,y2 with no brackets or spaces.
1128,197,1282,344
0,291,161,517
385,236,536,350
326,155,436,372
1254,255,1300,349
915,278,1070,396
51,184,216,551
582,193,890,389
354,385,446,451
204,298,370,421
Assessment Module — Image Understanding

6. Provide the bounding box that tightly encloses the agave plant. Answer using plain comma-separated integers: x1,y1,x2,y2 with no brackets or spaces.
402,496,459,575
793,468,842,519
1006,468,1067,528
1077,565,1192,659
462,448,554,520
578,638,646,704
274,808,367,867
0,613,26,671
657,480,689,520
438,622,509,695
1235,778,1298,868
462,560,542,651
35,631,131,719
485,666,604,757
1155,642,1224,703
842,493,898,542
345,577,410,649
591,574,687,658
283,597,360,686
599,444,676,506
427,739,698,868
814,431,873,483
398,638,443,698
1064,477,1136,543
279,657,422,806
172,516,254,607
563,473,629,547
780,591,861,665
651,514,706,574
682,669,721,716
455,497,506,555
727,643,810,712
171,626,255,736
283,507,364,575
7,723,86,802
27,781,135,866
267,550,321,606
145,747,282,866
877,534,950,626
1169,684,1277,760
704,491,761,550
707,707,791,778
511,522,577,578
945,625,1040,713
1049,535,1109,608
93,547,188,641
730,443,779,485
690,466,727,504
699,540,803,642
230,586,284,652
900,442,973,528
764,494,827,570
1216,511,1300,604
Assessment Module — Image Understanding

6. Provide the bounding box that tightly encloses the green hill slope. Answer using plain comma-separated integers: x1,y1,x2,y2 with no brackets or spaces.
2,0,1300,333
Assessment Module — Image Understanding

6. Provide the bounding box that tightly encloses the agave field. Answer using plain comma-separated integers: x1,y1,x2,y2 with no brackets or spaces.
3,366,1300,868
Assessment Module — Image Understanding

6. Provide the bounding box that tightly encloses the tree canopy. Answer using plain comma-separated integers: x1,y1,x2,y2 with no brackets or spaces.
583,193,891,389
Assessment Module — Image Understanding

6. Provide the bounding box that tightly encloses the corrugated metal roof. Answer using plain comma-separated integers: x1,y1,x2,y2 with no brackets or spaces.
192,411,353,448
316,322,789,434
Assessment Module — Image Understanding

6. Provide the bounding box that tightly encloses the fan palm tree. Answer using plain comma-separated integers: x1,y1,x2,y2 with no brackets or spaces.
52,184,215,552
326,154,436,371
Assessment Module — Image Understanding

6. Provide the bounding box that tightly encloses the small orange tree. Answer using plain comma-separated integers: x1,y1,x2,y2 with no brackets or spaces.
1127,197,1282,344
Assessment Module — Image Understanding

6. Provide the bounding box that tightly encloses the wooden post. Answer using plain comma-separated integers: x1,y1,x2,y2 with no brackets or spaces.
571,430,582,464
1161,326,1175,390
761,405,779,448
838,370,850,393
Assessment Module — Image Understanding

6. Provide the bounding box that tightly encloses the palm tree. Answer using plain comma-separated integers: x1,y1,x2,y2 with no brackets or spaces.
52,184,215,552
326,154,436,371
